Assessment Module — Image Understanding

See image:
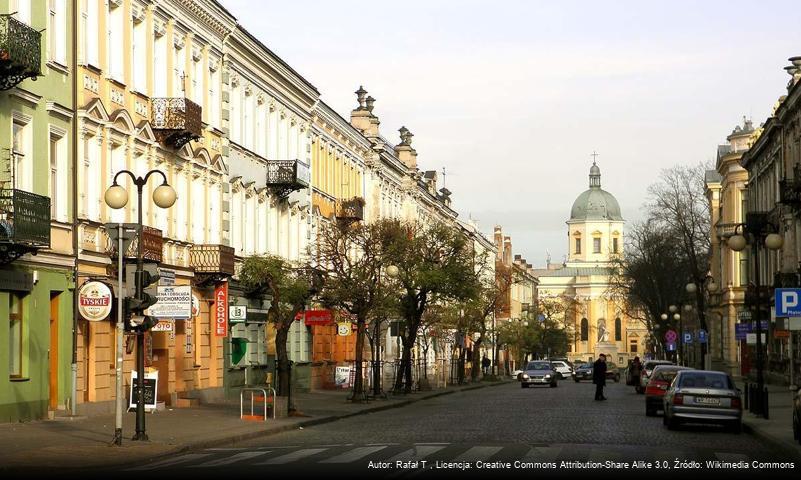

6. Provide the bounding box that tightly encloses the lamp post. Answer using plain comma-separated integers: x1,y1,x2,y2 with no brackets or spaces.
660,313,669,360
104,169,176,441
726,214,784,416
686,276,718,370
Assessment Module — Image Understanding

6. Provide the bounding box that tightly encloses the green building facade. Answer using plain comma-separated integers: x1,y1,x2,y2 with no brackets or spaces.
0,0,75,422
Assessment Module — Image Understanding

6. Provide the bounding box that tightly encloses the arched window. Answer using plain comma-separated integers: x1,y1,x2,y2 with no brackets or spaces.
615,318,622,341
580,318,588,341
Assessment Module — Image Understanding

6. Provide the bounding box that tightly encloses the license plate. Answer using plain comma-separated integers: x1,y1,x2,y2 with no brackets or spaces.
695,397,720,405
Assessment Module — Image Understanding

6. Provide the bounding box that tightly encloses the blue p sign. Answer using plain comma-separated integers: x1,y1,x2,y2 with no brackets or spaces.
776,288,801,317
683,332,693,344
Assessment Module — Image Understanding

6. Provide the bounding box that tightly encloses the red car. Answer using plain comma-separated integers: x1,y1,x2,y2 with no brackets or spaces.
636,360,674,394
645,365,692,416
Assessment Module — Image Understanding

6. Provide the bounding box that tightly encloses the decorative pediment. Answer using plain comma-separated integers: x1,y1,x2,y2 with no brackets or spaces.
572,230,582,236
83,98,110,124
592,230,603,236
193,147,212,167
211,154,227,174
135,120,157,144
109,109,136,135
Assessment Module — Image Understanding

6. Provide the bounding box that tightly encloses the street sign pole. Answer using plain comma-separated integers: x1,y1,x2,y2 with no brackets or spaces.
115,223,124,446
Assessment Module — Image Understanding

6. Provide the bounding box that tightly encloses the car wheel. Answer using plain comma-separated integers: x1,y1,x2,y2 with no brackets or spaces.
645,403,656,417
635,386,644,394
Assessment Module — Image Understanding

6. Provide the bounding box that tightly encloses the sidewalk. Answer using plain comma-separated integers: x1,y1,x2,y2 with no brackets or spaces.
0,379,510,471
735,380,801,458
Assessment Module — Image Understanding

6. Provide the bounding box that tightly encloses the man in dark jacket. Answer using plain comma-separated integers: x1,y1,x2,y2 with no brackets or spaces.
592,354,607,401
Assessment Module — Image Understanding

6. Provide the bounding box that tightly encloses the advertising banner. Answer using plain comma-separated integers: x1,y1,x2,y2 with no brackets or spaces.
78,281,113,321
214,282,229,337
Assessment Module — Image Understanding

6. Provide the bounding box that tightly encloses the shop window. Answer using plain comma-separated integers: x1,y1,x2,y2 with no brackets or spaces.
9,294,24,378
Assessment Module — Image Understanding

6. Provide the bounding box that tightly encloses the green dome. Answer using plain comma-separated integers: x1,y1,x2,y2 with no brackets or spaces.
569,162,623,221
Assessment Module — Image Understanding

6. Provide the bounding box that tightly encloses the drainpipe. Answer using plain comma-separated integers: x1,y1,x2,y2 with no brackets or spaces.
70,1,79,416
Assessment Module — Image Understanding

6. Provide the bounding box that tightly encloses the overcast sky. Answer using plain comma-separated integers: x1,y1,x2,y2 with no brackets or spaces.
220,0,798,264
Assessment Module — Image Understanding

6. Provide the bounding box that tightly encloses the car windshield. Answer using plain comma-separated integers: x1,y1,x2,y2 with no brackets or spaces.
526,362,551,370
678,372,732,389
652,368,684,382
579,363,593,369
645,361,672,370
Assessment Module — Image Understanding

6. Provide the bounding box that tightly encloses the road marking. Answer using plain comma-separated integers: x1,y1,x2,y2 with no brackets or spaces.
319,446,388,463
256,448,328,465
127,454,213,470
206,448,246,452
452,446,503,462
715,452,750,462
521,446,561,462
387,445,446,463
192,451,270,467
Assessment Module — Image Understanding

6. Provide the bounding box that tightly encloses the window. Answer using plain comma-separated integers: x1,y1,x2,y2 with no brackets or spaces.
11,0,31,25
575,238,581,254
109,146,126,223
49,134,60,218
153,30,167,97
12,117,32,191
208,64,220,129
580,318,588,341
630,341,638,353
593,237,601,254
613,237,619,254
81,0,99,66
132,16,147,92
107,1,123,81
614,318,622,341
9,294,24,378
192,55,203,110
173,41,185,96
738,250,749,287
47,0,66,65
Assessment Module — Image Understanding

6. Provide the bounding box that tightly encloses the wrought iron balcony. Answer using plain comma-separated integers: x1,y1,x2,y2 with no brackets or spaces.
108,225,163,263
190,244,235,284
715,222,740,240
774,271,800,288
266,159,310,198
336,197,365,222
0,188,50,264
779,166,801,208
151,97,202,149
0,15,41,90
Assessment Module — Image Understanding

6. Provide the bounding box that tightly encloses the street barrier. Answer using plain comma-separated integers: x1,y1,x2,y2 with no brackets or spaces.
240,387,276,421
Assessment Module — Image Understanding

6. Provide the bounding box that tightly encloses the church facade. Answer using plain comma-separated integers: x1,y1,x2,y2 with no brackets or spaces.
534,163,648,366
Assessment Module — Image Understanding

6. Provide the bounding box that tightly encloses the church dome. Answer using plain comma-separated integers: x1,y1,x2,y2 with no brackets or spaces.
569,162,623,221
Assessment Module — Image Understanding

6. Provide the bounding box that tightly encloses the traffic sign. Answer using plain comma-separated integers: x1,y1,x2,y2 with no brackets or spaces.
735,323,749,341
697,329,708,344
666,342,676,352
776,288,801,317
683,332,693,344
665,330,677,343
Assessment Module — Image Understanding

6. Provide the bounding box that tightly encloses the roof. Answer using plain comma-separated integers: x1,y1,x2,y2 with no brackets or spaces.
569,163,623,222
705,170,723,184
531,266,612,277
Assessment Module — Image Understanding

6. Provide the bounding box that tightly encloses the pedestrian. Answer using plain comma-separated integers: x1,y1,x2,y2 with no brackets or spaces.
629,356,642,386
481,355,491,375
592,354,607,401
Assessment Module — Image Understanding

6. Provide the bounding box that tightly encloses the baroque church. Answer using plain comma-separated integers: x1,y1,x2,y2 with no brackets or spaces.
533,163,648,366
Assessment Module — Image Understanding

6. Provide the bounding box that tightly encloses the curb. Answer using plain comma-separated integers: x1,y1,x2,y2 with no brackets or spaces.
741,419,801,461
103,379,512,471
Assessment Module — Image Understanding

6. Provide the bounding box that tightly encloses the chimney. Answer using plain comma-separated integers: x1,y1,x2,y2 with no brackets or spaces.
394,126,417,170
350,86,380,137
503,236,512,265
494,226,503,260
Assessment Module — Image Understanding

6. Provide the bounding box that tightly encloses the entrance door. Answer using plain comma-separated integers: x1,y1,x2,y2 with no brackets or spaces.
49,293,60,410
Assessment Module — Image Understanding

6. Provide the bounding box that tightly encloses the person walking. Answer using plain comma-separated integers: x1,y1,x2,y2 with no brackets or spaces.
481,355,491,375
593,354,608,401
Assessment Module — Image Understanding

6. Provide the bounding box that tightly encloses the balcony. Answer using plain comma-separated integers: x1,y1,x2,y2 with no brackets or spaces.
266,159,310,199
0,188,50,264
108,225,163,264
151,97,202,149
715,222,740,240
336,197,365,222
190,243,235,285
0,15,41,90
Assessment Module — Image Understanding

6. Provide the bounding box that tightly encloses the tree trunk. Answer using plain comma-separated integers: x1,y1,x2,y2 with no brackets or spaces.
352,317,367,402
275,322,291,397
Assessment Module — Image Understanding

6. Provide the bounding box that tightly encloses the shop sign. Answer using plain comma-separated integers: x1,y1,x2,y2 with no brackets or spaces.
303,309,333,326
774,329,790,338
78,281,113,321
151,319,174,332
229,305,247,323
335,366,351,387
214,282,228,337
145,285,192,319
337,322,352,336
129,370,158,410
159,268,175,286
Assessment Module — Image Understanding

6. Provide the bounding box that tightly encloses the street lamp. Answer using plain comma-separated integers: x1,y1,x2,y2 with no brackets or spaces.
726,214,784,416
104,169,175,441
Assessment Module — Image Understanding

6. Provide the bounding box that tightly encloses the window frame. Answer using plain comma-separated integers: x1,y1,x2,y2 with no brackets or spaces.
9,293,25,379
593,237,602,254
575,237,581,254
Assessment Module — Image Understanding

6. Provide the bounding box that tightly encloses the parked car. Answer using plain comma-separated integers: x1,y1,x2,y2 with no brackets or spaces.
572,363,594,382
662,370,742,433
550,360,573,379
520,361,558,388
793,385,801,444
512,369,524,380
644,365,692,416
636,360,674,394
605,362,621,382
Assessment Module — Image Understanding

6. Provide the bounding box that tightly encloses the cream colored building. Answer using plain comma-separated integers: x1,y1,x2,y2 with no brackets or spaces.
534,163,646,366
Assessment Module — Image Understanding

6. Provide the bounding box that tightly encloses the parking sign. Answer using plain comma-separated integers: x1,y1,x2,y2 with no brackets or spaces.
683,332,693,344
775,288,801,317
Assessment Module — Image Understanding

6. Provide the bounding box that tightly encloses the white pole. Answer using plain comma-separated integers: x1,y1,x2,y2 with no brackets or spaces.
114,224,125,445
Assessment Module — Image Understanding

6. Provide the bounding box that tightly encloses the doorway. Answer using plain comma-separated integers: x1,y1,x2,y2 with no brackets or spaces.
49,293,60,410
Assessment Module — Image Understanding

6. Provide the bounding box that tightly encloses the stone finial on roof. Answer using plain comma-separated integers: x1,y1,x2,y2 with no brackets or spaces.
355,86,367,110
366,96,375,113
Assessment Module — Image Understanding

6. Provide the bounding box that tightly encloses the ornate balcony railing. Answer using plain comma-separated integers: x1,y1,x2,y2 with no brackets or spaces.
190,243,235,278
0,15,41,90
778,167,801,208
336,197,365,222
0,188,50,264
151,97,202,149
108,225,163,263
266,159,310,198
715,222,740,240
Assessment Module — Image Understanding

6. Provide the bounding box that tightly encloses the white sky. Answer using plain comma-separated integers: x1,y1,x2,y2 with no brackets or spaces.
220,0,799,264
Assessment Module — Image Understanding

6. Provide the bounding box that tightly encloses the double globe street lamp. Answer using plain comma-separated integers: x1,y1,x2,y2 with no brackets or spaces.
725,217,783,416
661,306,684,365
104,169,176,441
685,276,718,370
